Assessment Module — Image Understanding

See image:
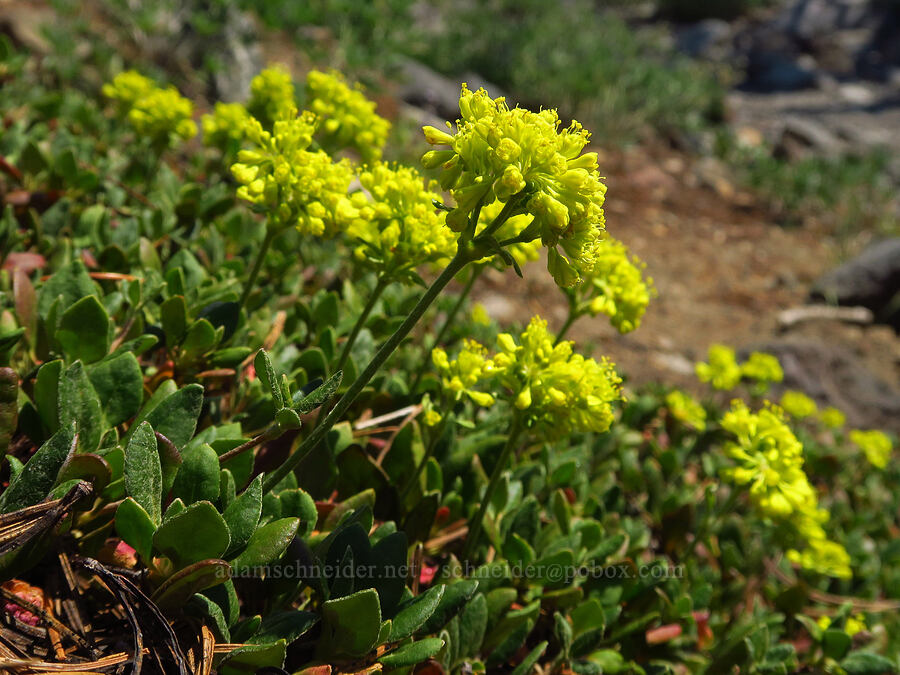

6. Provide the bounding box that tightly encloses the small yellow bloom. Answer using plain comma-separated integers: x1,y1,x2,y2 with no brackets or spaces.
696,344,742,390
306,70,391,162
844,614,866,637
103,71,196,146
247,65,296,127
819,406,846,430
779,390,818,419
665,390,706,431
849,429,893,469
471,303,491,326
202,102,250,151
787,538,852,579
741,352,783,385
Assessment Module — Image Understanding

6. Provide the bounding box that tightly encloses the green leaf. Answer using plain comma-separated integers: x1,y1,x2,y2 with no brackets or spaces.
153,501,230,569
841,652,897,675
319,588,383,658
822,628,852,660
418,579,480,635
37,260,96,319
144,384,203,449
254,349,283,408
160,295,189,346
222,475,263,556
219,641,286,675
0,423,75,513
181,318,219,358
186,593,230,642
457,592,488,657
87,352,143,426
313,292,339,329
391,584,446,641
59,361,104,453
56,295,110,364
510,641,548,675
151,559,231,610
248,610,319,645
379,638,445,668
230,517,299,572
292,371,343,414
123,421,162,524
33,359,62,433
115,497,156,561
172,443,220,505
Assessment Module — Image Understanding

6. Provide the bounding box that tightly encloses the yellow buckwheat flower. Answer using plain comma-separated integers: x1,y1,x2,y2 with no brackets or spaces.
695,344,742,390
422,85,607,287
202,102,251,151
431,342,496,408
247,65,296,128
844,614,866,637
346,162,457,276
102,70,156,112
490,317,622,438
576,236,654,334
740,352,783,385
779,390,818,419
471,303,491,326
306,70,391,162
475,200,541,270
849,429,892,469
720,401,815,518
231,109,357,235
665,390,706,431
103,71,196,146
787,538,852,579
819,406,846,430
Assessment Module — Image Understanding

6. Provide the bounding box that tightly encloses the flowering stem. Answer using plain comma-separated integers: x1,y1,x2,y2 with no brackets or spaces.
262,249,472,493
554,295,579,345
336,276,389,373
241,226,277,309
461,411,525,562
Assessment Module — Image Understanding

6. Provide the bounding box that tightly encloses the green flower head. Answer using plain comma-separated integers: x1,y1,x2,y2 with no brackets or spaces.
695,344,742,390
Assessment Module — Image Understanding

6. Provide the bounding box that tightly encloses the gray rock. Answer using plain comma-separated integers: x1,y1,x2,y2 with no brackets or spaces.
744,339,900,433
774,115,844,158
809,239,900,329
396,58,462,121
676,19,733,60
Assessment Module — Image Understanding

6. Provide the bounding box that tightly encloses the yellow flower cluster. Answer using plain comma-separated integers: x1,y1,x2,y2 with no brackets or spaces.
740,352,784,385
247,65,296,127
202,102,250,151
102,70,156,112
665,390,706,431
306,70,391,163
849,429,893,469
696,345,742,390
696,345,783,391
431,340,496,408
576,236,654,334
231,110,357,235
721,400,851,578
431,317,622,437
346,163,457,276
422,85,607,287
491,317,622,436
819,406,846,429
787,538,852,580
779,390,818,419
475,201,541,269
103,70,196,145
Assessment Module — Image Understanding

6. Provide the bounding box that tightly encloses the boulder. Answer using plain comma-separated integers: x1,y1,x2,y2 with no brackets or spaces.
809,239,900,329
745,339,900,433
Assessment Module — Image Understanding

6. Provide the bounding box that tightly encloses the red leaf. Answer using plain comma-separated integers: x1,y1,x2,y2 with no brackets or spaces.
646,623,682,644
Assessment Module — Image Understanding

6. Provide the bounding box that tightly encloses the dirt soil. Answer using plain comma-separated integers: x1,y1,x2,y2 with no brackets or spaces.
475,143,900,396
